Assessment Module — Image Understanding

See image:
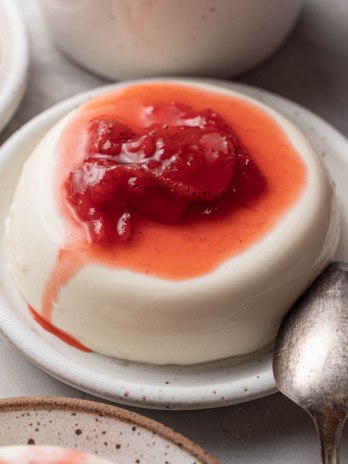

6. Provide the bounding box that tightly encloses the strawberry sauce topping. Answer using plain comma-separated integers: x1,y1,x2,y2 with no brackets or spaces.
65,103,266,245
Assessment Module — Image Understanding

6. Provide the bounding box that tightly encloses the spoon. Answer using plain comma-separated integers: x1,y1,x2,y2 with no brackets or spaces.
273,262,348,464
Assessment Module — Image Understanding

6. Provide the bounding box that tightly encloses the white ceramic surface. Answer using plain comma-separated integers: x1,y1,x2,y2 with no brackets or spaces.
37,0,303,80
0,0,29,133
0,397,217,463
0,80,347,410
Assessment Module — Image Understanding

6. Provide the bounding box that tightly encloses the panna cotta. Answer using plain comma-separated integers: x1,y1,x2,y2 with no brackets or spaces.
0,445,114,464
6,81,339,364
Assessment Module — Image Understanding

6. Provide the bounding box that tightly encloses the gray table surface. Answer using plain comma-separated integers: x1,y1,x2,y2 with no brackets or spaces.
1,1,348,462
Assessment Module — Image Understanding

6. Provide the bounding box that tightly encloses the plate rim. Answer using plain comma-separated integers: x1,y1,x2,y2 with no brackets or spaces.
0,396,218,463
0,0,30,133
0,78,347,410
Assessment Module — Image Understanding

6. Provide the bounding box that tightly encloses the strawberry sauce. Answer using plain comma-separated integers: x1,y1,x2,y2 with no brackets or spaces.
66,103,265,245
38,82,306,326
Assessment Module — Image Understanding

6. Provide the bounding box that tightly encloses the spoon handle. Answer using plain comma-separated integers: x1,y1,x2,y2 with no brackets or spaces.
312,411,346,464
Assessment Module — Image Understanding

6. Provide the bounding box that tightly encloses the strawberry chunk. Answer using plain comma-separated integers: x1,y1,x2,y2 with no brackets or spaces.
65,103,266,245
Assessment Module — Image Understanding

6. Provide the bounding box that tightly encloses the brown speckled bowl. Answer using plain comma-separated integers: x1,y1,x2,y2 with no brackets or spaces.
0,397,218,463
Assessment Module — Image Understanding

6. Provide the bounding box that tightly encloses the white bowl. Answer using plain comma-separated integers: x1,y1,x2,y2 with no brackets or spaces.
37,0,303,80
0,0,29,133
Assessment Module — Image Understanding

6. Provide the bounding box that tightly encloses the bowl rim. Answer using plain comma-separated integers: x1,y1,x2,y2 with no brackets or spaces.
0,396,218,464
0,0,30,133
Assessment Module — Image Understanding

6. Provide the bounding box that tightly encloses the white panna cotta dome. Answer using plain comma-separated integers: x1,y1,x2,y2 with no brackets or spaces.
6,81,339,365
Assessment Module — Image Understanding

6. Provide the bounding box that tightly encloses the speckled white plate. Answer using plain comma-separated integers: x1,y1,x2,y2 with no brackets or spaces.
0,396,217,463
0,0,29,133
0,80,347,410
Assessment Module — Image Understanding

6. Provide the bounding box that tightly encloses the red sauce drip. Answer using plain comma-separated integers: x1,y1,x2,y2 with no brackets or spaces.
65,104,266,244
29,306,91,352
34,83,307,334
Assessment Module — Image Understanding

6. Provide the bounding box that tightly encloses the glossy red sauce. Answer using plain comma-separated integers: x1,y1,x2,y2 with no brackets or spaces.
36,82,306,323
65,103,265,244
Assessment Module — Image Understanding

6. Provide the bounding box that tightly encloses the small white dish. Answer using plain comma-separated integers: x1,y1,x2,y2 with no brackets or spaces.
0,0,29,134
0,396,217,463
0,80,347,410
37,0,303,80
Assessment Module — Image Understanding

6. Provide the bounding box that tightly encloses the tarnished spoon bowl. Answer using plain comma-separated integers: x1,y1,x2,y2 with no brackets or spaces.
273,262,348,464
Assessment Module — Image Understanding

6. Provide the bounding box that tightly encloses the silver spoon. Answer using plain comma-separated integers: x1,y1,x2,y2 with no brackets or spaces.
273,262,348,464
